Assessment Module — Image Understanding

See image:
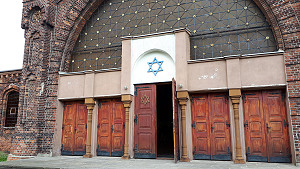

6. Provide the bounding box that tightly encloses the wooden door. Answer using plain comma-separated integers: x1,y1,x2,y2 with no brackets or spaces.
172,79,180,162
191,93,231,160
62,101,88,156
134,84,156,158
243,90,291,162
97,99,125,156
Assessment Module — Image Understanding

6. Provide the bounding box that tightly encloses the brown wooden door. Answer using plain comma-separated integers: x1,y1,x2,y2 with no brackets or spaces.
62,101,87,156
134,84,156,158
97,99,125,156
172,79,180,162
191,93,231,160
243,90,291,162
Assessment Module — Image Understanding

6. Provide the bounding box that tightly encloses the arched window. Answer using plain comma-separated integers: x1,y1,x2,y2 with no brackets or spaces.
70,0,276,72
5,91,19,127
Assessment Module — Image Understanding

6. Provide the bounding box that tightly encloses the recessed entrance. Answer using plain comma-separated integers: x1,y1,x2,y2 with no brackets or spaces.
157,83,174,158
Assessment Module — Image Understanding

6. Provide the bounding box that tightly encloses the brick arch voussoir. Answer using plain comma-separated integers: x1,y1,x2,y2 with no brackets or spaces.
59,0,105,72
1,85,20,102
253,0,286,50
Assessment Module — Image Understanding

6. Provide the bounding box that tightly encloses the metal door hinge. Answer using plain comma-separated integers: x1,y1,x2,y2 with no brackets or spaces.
192,121,195,129
134,115,138,124
193,146,196,155
226,120,230,129
85,124,87,130
211,124,214,133
284,120,289,128
74,126,77,132
97,123,100,128
123,122,125,129
246,147,250,156
133,144,137,152
61,144,63,151
244,120,248,129
111,125,114,132
62,125,64,130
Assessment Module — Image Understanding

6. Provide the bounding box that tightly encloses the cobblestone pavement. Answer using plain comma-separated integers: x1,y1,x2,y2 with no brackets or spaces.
0,156,299,169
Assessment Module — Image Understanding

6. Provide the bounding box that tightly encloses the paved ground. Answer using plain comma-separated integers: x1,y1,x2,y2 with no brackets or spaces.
0,156,299,169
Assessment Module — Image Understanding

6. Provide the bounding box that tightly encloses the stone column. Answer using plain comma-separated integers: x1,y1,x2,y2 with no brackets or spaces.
122,94,132,159
84,98,95,158
229,89,245,164
177,91,190,162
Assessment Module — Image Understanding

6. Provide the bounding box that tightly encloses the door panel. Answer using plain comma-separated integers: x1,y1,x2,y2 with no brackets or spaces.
111,101,125,156
97,99,125,157
134,84,156,158
192,95,210,159
263,91,290,162
61,103,75,155
243,90,291,163
74,103,88,155
210,94,231,160
61,101,87,156
97,102,112,156
192,93,231,161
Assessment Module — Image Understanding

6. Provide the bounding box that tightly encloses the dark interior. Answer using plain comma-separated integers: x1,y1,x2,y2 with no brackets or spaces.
156,83,174,158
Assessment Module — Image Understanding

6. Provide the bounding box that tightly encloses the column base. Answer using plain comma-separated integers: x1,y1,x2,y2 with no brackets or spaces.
83,153,93,158
180,157,190,162
122,155,130,159
234,158,245,164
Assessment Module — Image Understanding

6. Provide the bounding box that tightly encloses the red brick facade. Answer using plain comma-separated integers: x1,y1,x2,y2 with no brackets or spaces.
1,0,297,162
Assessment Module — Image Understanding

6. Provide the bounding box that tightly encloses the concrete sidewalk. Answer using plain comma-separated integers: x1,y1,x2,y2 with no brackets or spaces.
0,156,299,169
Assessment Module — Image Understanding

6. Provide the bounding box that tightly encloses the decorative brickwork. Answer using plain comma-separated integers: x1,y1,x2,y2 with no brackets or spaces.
12,0,299,162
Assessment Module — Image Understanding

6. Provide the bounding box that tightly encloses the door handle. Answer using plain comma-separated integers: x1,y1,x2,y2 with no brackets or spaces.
211,124,214,133
266,123,271,133
111,125,114,132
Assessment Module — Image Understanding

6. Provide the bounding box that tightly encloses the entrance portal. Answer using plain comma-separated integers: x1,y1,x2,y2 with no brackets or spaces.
157,84,174,158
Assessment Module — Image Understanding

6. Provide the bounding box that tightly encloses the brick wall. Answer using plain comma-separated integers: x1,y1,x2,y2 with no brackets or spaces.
0,70,21,153
15,0,300,161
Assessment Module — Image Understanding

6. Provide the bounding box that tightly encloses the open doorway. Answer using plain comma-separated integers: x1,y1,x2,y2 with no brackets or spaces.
156,83,174,158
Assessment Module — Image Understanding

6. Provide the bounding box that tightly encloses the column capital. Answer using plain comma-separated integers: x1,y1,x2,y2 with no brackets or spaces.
122,94,133,108
229,89,241,97
85,98,95,109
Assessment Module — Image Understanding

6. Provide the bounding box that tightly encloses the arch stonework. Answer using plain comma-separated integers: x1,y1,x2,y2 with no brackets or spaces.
17,0,300,162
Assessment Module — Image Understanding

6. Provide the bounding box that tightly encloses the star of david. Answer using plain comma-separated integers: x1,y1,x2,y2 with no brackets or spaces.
147,57,163,76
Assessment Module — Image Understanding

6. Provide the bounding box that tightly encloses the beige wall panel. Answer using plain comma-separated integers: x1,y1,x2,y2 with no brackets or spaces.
226,59,241,89
188,61,227,91
175,32,190,91
84,73,95,98
121,40,131,95
94,71,121,96
58,75,85,99
240,55,286,87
